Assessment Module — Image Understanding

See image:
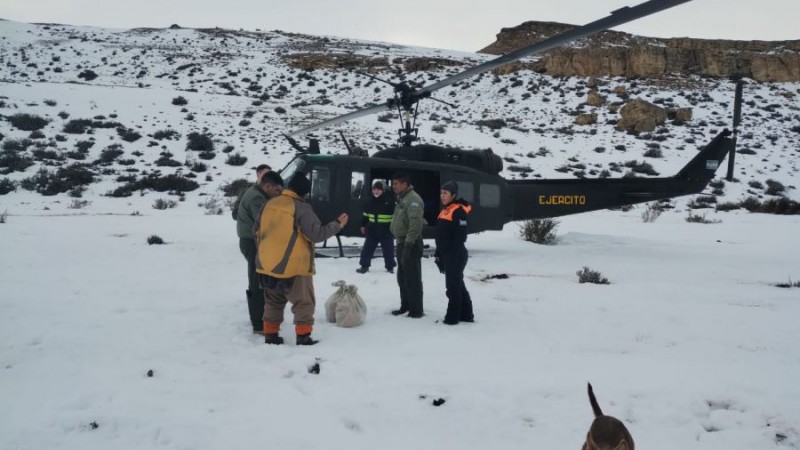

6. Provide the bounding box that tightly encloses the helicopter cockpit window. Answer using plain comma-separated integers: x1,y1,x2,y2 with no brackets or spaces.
456,181,475,203
279,158,305,185
351,171,365,200
311,168,331,202
479,183,500,208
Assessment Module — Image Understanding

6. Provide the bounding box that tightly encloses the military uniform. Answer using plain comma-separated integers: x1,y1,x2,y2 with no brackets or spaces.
390,186,425,317
235,183,268,332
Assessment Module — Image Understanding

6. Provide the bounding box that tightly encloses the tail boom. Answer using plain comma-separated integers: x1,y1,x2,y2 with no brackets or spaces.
509,130,733,221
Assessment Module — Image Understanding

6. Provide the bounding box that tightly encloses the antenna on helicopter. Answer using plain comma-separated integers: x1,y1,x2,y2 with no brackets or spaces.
339,130,368,156
283,133,320,154
726,79,744,181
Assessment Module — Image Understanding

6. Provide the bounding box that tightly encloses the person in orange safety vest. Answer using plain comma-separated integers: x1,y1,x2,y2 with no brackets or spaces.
434,180,474,325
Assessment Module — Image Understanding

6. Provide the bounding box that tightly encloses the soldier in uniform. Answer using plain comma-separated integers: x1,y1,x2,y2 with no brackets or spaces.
389,172,425,318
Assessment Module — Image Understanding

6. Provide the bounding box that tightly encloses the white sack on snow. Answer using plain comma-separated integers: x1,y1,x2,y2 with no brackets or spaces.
324,280,367,327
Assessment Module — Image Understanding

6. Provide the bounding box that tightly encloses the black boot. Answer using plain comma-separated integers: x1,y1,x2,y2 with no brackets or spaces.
391,308,408,316
296,334,319,346
264,333,284,345
356,266,369,274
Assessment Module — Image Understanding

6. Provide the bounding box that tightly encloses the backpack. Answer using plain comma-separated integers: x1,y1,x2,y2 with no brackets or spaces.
324,280,367,328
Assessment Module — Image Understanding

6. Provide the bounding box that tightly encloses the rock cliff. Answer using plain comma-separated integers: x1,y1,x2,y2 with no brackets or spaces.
479,22,800,82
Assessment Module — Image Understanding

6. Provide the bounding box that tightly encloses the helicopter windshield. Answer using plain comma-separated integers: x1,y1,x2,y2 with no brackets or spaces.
279,157,306,184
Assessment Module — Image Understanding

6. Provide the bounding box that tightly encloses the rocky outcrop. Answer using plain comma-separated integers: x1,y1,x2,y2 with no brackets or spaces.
574,113,597,126
286,53,389,70
616,99,667,133
480,22,800,82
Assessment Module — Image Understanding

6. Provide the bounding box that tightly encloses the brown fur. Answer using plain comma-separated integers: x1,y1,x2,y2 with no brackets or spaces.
581,383,635,450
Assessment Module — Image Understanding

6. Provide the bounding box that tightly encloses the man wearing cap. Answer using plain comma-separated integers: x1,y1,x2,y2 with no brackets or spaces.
255,172,348,345
389,172,425,318
356,180,396,274
435,180,474,325
235,169,282,334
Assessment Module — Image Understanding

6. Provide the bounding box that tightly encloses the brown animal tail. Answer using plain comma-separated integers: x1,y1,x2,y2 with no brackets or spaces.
588,382,604,417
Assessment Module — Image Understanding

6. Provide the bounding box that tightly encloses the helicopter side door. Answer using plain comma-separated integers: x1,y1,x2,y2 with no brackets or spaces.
445,173,507,233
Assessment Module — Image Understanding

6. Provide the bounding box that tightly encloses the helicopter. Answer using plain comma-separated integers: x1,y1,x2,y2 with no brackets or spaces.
278,0,741,239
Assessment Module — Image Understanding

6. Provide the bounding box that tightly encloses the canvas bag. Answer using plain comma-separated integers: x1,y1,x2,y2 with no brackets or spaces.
324,280,367,327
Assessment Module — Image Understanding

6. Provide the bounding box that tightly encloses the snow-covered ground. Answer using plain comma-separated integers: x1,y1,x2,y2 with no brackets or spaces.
1,18,799,450
1,209,798,450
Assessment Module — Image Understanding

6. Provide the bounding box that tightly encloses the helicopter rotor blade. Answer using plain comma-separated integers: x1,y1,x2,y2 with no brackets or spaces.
290,0,693,135
416,0,693,97
353,70,400,89
288,103,391,136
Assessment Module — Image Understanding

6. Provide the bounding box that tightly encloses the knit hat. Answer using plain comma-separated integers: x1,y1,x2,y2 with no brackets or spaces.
441,180,458,195
372,181,384,190
288,172,311,197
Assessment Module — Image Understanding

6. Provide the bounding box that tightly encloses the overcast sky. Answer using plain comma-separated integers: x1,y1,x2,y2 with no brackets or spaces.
1,0,797,52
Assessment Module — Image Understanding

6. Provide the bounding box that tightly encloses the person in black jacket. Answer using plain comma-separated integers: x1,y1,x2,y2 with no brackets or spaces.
357,181,397,274
434,180,474,325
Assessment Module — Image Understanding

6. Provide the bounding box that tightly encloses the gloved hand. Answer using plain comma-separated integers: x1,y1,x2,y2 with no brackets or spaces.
435,257,444,274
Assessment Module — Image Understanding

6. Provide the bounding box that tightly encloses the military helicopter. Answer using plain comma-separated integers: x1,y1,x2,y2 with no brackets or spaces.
279,0,741,239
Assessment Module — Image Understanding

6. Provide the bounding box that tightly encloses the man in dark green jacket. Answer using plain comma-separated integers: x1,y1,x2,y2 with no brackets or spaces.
236,170,283,333
231,164,271,220
389,172,425,318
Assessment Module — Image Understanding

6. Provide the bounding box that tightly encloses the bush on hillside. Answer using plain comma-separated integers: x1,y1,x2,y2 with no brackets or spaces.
765,179,786,196
2,138,35,152
78,70,98,81
221,178,250,197
685,212,721,224
186,132,214,151
0,178,16,195
95,145,124,164
7,113,49,131
116,127,142,143
63,119,122,134
641,202,663,223
108,174,199,198
577,267,610,285
190,161,207,173
0,150,35,174
739,196,800,215
147,235,165,245
20,164,95,196
153,129,180,140
155,156,182,167
225,153,247,166
152,198,178,210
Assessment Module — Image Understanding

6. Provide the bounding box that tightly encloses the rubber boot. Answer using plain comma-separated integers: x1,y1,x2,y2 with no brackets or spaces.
264,333,284,345
296,334,318,346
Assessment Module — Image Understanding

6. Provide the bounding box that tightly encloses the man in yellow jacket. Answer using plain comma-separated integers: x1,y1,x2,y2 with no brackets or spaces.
255,172,348,345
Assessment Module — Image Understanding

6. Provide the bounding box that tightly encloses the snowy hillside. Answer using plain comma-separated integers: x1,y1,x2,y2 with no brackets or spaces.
1,19,798,216
1,19,799,450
